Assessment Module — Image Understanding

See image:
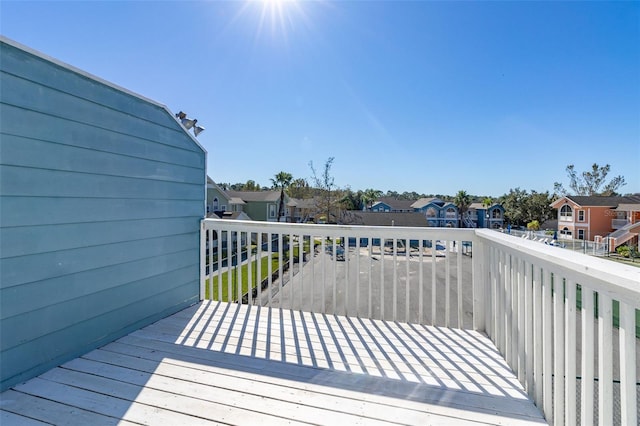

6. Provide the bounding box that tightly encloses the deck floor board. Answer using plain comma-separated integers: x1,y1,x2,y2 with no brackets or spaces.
1,301,546,425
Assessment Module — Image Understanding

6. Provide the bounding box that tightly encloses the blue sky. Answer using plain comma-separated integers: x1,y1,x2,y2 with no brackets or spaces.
2,0,639,197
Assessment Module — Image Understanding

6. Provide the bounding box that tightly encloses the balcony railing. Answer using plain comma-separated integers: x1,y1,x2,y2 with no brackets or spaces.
200,218,639,425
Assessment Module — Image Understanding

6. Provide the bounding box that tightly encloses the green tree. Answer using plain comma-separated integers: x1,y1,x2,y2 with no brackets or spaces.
454,190,471,228
287,178,311,199
242,180,261,191
500,188,529,226
271,171,293,222
500,188,554,227
554,163,626,196
482,197,493,209
361,188,383,211
527,220,540,231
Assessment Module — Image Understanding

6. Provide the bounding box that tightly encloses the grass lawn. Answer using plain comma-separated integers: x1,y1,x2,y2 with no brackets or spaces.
204,241,312,301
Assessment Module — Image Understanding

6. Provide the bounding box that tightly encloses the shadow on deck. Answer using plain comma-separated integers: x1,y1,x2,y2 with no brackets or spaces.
1,301,546,425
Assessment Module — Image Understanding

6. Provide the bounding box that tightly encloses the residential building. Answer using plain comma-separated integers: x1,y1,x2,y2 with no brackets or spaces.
550,195,640,248
467,203,506,229
225,190,288,222
206,177,246,215
369,197,416,212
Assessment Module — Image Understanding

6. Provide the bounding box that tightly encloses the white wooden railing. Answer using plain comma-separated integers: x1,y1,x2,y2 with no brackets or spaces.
200,219,639,425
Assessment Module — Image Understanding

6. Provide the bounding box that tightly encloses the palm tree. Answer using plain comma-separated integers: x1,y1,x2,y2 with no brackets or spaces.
454,190,471,228
271,171,293,222
361,188,382,211
482,197,493,228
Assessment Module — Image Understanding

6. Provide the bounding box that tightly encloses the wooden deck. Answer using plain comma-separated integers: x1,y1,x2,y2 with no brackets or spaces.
1,301,546,425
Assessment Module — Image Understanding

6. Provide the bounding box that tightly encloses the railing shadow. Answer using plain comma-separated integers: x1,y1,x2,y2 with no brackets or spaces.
4,301,545,424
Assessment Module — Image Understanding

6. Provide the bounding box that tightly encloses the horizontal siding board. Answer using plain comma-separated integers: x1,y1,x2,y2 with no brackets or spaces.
1,232,198,288
1,72,196,151
0,104,203,168
1,266,198,350
0,284,198,391
0,39,205,392
0,249,198,320
1,42,175,127
1,136,204,184
0,165,203,199
1,218,198,258
0,197,203,227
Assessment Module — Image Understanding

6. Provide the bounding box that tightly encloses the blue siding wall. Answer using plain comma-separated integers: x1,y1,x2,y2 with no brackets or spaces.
0,40,206,391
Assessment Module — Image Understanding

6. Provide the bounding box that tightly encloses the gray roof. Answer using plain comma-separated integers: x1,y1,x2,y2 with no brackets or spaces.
469,202,502,210
410,198,443,209
616,203,640,211
561,196,632,208
290,198,317,209
373,197,416,210
226,190,282,202
228,197,246,205
340,211,429,227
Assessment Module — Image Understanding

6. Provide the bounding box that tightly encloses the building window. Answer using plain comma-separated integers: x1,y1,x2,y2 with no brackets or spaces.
560,205,573,219
213,197,219,211
578,210,585,222
492,209,502,219
426,207,437,218
268,204,276,218
220,205,227,212
578,229,585,240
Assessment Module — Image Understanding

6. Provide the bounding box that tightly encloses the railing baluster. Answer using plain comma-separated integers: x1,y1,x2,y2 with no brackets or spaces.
457,239,463,328
236,232,242,304
368,237,372,319
542,267,553,422
393,238,398,322
431,238,437,325
524,260,534,396
380,237,385,321
406,238,410,323
553,275,565,425
517,257,525,384
356,237,361,317
226,230,232,303
565,279,576,425
321,237,326,314
418,239,424,325
267,232,273,308
598,293,613,425
619,302,637,426
248,232,253,305
345,236,350,316
278,233,283,307
310,234,315,312
445,240,451,327
581,286,595,425
299,233,304,311
257,231,262,306
500,251,513,362
332,238,337,315
289,232,294,309
533,264,543,406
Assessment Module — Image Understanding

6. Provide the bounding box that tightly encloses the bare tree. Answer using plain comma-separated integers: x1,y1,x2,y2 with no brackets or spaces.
554,163,626,196
309,157,336,223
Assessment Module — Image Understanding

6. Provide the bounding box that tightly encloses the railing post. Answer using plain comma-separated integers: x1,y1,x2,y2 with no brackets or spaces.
200,219,206,301
472,234,485,332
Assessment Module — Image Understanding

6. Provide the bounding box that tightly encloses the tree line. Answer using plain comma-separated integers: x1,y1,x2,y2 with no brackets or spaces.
217,161,629,228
